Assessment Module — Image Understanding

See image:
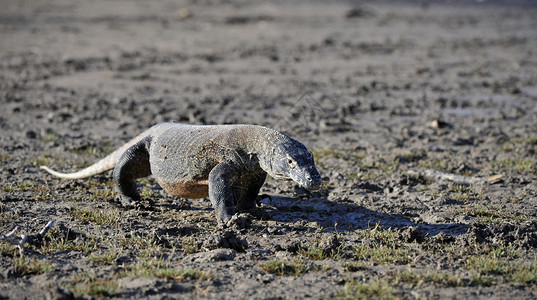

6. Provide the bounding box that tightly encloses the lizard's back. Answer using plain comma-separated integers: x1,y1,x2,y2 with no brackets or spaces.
148,123,268,198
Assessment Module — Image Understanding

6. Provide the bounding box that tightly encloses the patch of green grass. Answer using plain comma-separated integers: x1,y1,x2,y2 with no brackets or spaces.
340,243,535,298
35,183,52,201
1,180,53,201
0,242,17,256
452,184,471,194
0,203,17,224
401,149,427,162
311,148,367,171
356,224,400,247
353,225,414,264
361,158,399,173
450,184,484,202
140,186,159,199
467,255,511,276
298,244,327,260
64,273,120,298
345,172,361,183
488,244,524,259
510,262,537,284
84,177,115,189
339,263,515,299
41,228,99,255
298,236,347,260
13,257,56,276
419,158,450,172
500,136,537,153
89,251,119,265
312,148,399,181
71,179,115,202
2,180,38,192
493,158,536,175
182,236,201,254
261,259,318,276
69,207,120,227
354,243,411,264
42,237,98,255
120,233,160,258
466,244,537,284
124,257,210,282
347,158,400,182
0,153,13,163
338,278,394,299
459,205,527,223
40,131,61,143
343,261,368,272
311,149,366,162
28,152,59,167
90,188,115,201
452,193,470,202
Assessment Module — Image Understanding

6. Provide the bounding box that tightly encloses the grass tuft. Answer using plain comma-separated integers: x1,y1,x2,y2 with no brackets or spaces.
338,278,394,299
13,257,56,276
124,257,211,282
352,225,414,264
69,207,120,227
261,258,318,276
64,273,120,297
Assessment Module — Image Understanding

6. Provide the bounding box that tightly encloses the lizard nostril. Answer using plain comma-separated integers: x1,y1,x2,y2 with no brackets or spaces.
306,175,312,181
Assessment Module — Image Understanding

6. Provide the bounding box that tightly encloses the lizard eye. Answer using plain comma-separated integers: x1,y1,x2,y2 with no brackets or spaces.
287,157,297,166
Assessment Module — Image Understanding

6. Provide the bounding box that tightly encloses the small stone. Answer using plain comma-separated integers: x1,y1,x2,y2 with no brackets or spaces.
430,119,452,129
26,130,37,139
176,8,191,20
183,248,236,263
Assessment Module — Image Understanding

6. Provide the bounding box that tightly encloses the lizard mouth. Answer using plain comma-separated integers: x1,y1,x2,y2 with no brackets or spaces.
300,178,322,190
272,173,290,180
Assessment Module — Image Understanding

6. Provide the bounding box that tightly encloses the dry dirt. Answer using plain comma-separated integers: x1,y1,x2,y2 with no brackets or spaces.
1,0,537,299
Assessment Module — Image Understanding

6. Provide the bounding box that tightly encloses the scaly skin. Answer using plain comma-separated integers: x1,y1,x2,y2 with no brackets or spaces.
41,122,322,224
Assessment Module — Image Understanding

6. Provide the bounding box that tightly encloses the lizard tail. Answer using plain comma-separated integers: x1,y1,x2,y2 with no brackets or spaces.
40,149,123,180
40,123,168,180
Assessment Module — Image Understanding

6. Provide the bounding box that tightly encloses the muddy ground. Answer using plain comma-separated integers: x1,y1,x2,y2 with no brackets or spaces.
1,0,537,299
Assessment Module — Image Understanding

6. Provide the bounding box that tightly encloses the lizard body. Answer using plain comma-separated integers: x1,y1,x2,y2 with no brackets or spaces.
41,123,322,224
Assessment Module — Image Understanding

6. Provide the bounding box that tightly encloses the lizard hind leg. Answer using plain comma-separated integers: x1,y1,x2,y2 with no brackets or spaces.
113,137,152,206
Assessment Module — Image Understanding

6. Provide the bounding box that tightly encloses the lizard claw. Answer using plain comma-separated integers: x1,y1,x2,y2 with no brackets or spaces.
224,213,252,229
256,194,272,206
116,195,137,208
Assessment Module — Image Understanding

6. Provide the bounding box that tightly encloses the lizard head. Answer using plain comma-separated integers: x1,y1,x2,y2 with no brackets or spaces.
264,141,322,190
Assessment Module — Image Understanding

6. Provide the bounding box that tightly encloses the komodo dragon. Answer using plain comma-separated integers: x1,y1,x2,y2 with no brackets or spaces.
41,122,322,225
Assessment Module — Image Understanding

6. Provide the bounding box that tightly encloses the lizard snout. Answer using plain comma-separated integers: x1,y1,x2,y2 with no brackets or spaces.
306,174,322,190
302,167,322,190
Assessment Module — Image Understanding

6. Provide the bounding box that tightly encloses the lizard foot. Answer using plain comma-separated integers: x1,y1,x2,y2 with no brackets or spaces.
115,195,137,208
223,213,252,229
256,194,273,206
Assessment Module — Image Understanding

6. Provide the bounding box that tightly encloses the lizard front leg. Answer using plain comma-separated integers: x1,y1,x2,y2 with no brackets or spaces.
235,171,267,212
208,162,240,224
113,137,152,206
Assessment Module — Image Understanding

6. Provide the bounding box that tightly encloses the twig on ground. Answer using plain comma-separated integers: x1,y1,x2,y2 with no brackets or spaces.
0,221,55,257
408,168,485,185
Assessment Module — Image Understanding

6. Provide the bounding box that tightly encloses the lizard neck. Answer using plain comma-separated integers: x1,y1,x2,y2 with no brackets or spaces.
242,126,292,176
215,124,294,176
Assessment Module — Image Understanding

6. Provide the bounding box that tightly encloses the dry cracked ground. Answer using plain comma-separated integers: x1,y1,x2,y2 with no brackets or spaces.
1,0,537,299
